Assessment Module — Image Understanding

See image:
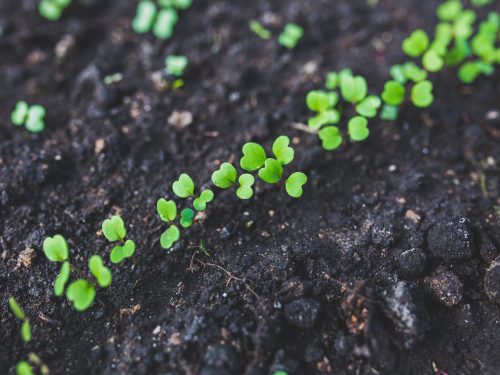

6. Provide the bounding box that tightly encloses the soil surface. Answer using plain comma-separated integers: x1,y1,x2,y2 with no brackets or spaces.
1,0,499,374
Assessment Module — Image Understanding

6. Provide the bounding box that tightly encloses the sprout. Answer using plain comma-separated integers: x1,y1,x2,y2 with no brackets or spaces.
381,80,406,106
272,135,294,165
258,158,283,184
39,0,71,21
54,261,70,296
102,215,136,264
180,208,195,228
153,8,178,39
65,280,96,312
21,321,32,343
348,116,370,142
340,75,368,103
9,297,31,344
380,105,399,121
249,20,271,40
458,61,494,83
16,361,33,375
411,81,434,107
285,172,307,198
110,240,136,264
319,126,342,151
11,102,46,133
308,110,340,129
173,173,195,197
157,198,177,222
401,62,428,82
402,30,430,57
236,174,255,200
325,71,339,89
355,96,381,118
43,235,69,262
306,90,330,112
193,189,214,211
165,55,188,77
132,1,157,34
88,256,112,288
422,50,444,72
278,23,304,49
437,0,463,21
240,142,267,171
159,0,193,9
132,1,183,40
160,225,180,249
211,163,237,189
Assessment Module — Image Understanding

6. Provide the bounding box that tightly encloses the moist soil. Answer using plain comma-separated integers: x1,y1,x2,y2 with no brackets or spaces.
0,0,499,374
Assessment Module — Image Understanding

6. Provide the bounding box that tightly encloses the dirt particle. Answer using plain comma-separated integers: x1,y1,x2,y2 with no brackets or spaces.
484,257,500,303
424,272,463,306
398,248,427,279
17,248,36,268
427,217,475,262
168,110,193,129
405,209,421,224
95,139,106,154
284,298,320,329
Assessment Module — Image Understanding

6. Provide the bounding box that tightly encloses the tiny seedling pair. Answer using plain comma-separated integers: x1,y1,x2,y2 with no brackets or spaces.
249,20,304,49
11,101,46,133
39,0,72,21
132,0,191,39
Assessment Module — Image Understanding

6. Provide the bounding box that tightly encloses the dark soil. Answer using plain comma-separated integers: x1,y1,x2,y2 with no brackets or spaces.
1,0,499,374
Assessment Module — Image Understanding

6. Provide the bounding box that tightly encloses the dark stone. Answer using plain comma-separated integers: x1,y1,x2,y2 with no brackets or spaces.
484,257,500,303
277,277,313,303
478,230,498,263
424,272,463,306
398,248,427,279
284,298,320,329
427,217,475,262
204,345,239,372
371,220,395,247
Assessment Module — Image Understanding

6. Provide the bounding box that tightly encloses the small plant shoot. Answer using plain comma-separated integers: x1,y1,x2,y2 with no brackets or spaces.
236,174,255,200
66,280,96,312
39,0,72,21
165,55,188,76
278,23,304,49
212,163,237,189
102,215,136,264
249,20,271,40
11,102,46,133
173,173,195,197
285,172,308,198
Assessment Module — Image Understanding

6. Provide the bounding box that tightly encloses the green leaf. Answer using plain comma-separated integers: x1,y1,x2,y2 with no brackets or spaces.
11,101,29,125
157,198,177,222
66,280,96,312
193,189,214,211
89,255,112,288
240,142,266,171
325,71,338,89
102,215,126,242
272,135,294,165
39,0,63,21
153,8,178,39
172,173,195,198
25,105,46,133
180,208,195,228
110,240,136,264
437,0,463,21
211,163,237,189
160,225,180,249
306,90,330,112
380,105,399,121
236,174,255,200
348,116,370,141
132,0,157,33
285,172,307,198
411,81,434,108
381,81,406,106
43,235,69,262
402,29,429,57
355,96,381,118
165,55,188,77
16,361,33,375
249,20,271,40
21,320,31,343
308,110,340,129
390,65,406,84
340,75,368,103
258,158,283,184
402,62,428,82
54,261,70,297
327,92,339,107
8,297,25,320
422,50,444,72
278,23,303,49
318,126,343,151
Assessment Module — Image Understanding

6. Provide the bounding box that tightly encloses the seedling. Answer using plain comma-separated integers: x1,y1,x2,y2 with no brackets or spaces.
249,20,271,40
319,126,342,150
212,163,238,188
422,50,444,72
340,74,368,103
11,101,46,133
278,23,304,49
381,81,406,106
272,135,295,165
240,142,267,171
165,55,188,77
380,105,399,121
157,198,178,221
39,0,72,21
402,29,430,57
258,158,283,184
411,80,434,107
193,189,214,211
347,116,370,141
158,0,192,9
356,96,382,118
89,255,112,287
180,208,195,228
16,361,33,375
102,215,136,264
173,173,195,197
458,61,494,83
285,172,307,198
132,0,190,39
160,224,180,249
8,297,31,343
66,280,96,312
236,174,255,199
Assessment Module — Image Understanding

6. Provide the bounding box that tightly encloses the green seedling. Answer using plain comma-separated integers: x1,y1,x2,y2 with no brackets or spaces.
306,90,330,112
39,0,72,21
278,23,304,49
325,71,339,89
379,105,399,121
89,255,112,287
422,50,444,72
132,1,181,39
236,174,255,199
160,225,180,249
173,173,195,197
154,8,178,39
249,20,271,40
471,0,493,6
319,126,342,151
240,142,267,171
11,102,46,133
43,234,69,262
110,240,136,264
158,0,193,9
103,73,123,85
356,96,381,118
258,158,283,184
9,297,31,343
458,61,493,83
402,29,430,57
66,280,96,312
180,208,195,228
285,172,307,198
308,110,340,129
212,163,237,189
272,135,294,165
16,361,33,375
102,215,136,264
411,80,434,107
348,116,370,141
157,198,177,222
54,262,70,296
340,74,368,103
165,55,188,76
132,0,157,33
437,0,463,21
381,80,406,106
193,189,214,211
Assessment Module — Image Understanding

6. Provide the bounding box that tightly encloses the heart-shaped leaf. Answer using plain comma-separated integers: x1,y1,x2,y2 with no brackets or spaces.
422,50,444,72
11,101,29,125
16,361,33,375
43,235,69,262
21,320,31,343
153,8,178,39
165,55,188,77
132,0,157,33
402,29,429,57
8,297,25,320
308,110,340,129
286,172,308,198
157,198,177,222
193,189,214,211
160,225,180,249
381,80,406,106
240,142,266,171
402,62,428,82
211,162,237,189
89,255,112,288
325,71,339,89
54,261,71,296
411,80,434,108
180,208,195,228
110,240,136,264
355,96,381,118
25,105,46,133
258,158,283,184
380,104,399,121
236,174,255,200
306,90,330,112
348,116,370,142
172,173,195,198
66,280,96,312
102,215,126,242
340,75,368,103
272,136,294,165
318,126,343,151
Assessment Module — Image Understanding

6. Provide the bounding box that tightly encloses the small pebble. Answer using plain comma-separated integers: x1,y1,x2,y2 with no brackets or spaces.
484,256,500,303
424,272,463,306
427,217,475,262
284,298,320,329
398,248,427,279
